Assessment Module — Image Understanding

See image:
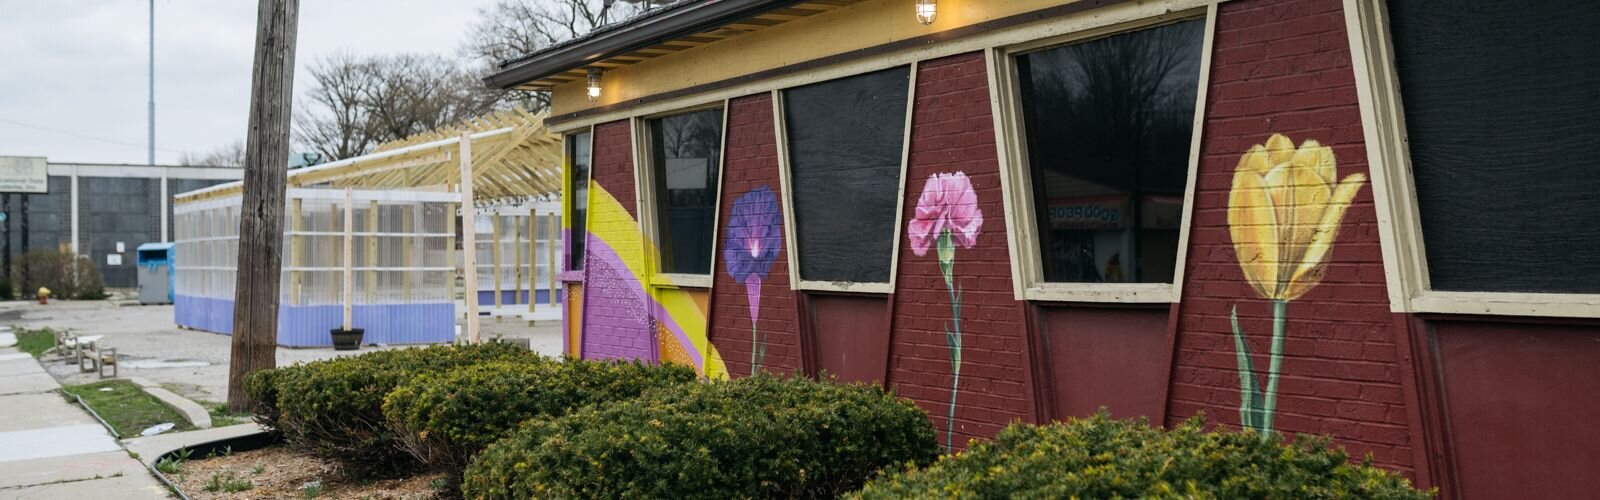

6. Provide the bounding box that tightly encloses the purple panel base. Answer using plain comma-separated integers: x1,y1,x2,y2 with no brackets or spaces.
475,289,562,306
175,295,455,347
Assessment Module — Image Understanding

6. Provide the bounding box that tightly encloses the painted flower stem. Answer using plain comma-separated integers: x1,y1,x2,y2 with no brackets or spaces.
1262,299,1288,437
1230,300,1288,440
937,230,963,453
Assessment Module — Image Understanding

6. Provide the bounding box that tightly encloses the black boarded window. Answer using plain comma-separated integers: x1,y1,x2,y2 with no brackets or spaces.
567,131,591,271
783,66,910,284
649,108,724,275
1388,0,1600,293
1016,19,1205,284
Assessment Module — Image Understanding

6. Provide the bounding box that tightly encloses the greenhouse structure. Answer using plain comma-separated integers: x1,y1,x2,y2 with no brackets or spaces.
173,110,563,347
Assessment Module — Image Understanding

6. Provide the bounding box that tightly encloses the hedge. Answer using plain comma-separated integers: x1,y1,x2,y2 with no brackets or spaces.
852,413,1431,499
382,358,698,477
463,375,940,499
268,343,536,478
241,365,292,432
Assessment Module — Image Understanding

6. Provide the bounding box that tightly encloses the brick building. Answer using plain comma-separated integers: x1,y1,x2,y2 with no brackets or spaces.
484,1,1600,497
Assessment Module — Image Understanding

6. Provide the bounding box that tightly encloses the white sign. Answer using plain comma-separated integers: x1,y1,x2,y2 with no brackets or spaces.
116,242,125,253
0,157,48,193
107,254,122,266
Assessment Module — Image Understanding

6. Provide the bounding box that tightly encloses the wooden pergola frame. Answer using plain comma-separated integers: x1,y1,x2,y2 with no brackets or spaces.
174,108,561,204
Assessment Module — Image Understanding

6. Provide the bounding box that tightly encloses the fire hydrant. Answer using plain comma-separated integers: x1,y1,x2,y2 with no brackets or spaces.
37,287,50,305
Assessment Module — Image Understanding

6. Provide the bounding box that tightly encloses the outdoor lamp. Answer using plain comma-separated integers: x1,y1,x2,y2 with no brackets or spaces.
916,0,937,25
587,68,604,101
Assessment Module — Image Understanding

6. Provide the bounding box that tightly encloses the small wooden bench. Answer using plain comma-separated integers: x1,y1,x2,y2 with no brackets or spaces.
78,344,118,379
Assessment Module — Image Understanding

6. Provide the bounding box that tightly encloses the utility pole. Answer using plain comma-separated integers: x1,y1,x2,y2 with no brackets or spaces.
227,0,299,412
148,0,155,169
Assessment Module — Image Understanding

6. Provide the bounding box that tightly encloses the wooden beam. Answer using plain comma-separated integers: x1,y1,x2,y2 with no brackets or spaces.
342,188,354,330
366,199,378,303
461,133,481,343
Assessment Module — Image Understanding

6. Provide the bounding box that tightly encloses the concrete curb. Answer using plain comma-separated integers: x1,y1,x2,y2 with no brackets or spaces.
125,377,212,429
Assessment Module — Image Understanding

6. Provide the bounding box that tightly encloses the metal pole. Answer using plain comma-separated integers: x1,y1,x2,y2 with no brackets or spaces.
148,0,156,168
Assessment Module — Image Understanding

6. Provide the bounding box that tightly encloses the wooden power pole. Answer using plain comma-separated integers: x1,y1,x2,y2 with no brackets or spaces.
227,0,299,412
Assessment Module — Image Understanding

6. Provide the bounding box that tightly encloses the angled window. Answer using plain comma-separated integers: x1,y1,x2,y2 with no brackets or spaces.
647,108,724,275
783,66,911,285
566,131,591,271
1386,0,1600,294
1014,19,1206,285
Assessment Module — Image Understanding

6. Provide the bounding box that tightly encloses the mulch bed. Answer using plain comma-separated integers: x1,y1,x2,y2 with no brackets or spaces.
171,445,446,499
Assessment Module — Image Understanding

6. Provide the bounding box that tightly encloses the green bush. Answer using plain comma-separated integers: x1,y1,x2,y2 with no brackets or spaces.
853,413,1431,500
241,365,294,433
463,375,940,499
271,343,536,478
14,248,106,300
383,358,697,478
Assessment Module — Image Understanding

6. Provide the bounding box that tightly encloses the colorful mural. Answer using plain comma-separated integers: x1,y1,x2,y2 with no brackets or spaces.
722,186,783,372
581,181,729,379
1227,134,1366,438
907,171,985,452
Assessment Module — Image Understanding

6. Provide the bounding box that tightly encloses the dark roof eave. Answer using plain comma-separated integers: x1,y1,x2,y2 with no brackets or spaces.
484,0,808,90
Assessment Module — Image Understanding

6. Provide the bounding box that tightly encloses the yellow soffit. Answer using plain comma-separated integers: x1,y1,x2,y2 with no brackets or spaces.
548,0,1093,116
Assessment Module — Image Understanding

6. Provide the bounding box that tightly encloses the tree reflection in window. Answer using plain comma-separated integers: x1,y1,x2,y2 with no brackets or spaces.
649,108,724,275
1016,19,1204,284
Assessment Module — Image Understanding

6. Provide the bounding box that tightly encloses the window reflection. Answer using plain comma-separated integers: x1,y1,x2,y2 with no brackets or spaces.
649,108,724,275
1016,19,1205,284
567,131,590,271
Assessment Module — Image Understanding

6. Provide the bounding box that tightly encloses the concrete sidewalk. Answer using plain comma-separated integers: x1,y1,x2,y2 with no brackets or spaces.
0,339,169,498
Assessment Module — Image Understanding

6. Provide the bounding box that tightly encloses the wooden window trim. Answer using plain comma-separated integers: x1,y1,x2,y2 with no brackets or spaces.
560,128,594,282
772,62,917,293
987,6,1216,304
632,100,730,289
1343,0,1600,319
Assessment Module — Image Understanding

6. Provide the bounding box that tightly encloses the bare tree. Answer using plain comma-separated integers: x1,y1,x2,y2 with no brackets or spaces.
293,53,500,161
177,140,247,167
461,0,644,112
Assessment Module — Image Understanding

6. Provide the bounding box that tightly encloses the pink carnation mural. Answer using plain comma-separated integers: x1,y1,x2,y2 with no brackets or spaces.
908,171,983,452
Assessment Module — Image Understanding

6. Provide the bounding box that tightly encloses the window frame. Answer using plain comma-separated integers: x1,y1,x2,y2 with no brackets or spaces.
560,128,594,280
988,7,1216,303
1344,0,1600,319
772,63,918,294
631,100,730,289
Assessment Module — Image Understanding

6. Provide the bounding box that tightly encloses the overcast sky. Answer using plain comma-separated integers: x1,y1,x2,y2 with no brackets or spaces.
0,0,499,165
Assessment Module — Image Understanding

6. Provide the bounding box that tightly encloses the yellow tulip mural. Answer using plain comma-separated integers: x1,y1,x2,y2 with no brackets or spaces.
1227,133,1366,439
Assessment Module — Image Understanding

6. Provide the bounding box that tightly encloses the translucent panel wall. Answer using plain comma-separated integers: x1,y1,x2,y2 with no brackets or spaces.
174,188,459,346
470,203,561,309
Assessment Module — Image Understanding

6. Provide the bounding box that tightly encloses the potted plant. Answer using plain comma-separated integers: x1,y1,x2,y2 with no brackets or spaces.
330,328,364,351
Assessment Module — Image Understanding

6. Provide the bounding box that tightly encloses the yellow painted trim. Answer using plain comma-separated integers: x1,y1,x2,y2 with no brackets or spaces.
1168,3,1219,303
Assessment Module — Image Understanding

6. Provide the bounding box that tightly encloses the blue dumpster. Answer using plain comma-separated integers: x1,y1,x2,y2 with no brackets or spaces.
137,242,175,305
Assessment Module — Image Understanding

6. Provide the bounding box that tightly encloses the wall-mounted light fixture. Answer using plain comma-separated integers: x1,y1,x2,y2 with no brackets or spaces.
915,0,937,25
586,67,604,101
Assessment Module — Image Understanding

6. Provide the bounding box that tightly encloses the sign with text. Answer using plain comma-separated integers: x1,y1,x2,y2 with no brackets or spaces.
0,157,48,193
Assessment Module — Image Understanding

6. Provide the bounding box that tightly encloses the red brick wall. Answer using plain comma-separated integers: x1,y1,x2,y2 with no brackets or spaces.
1169,0,1414,474
591,120,637,217
710,94,805,376
889,52,1035,450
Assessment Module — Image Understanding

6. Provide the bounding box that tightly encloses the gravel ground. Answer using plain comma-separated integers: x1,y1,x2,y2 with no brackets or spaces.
3,295,563,405
171,445,446,499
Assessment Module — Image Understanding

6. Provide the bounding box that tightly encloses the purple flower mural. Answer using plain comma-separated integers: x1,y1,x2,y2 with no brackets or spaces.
908,171,983,452
722,185,782,372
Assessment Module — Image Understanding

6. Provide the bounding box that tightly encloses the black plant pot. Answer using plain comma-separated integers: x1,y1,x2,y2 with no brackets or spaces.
331,328,364,351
